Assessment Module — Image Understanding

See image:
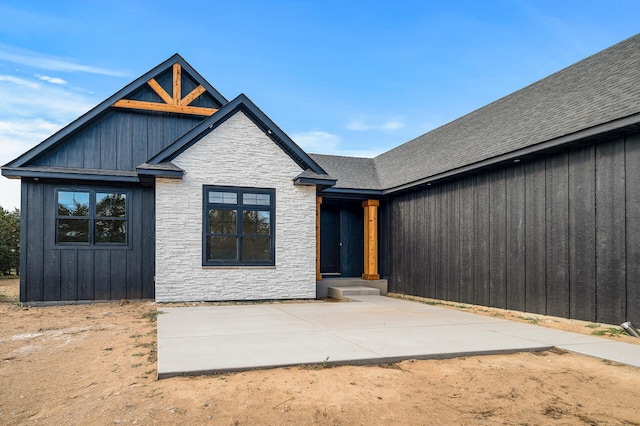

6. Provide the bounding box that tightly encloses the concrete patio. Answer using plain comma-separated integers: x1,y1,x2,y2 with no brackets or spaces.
157,295,640,379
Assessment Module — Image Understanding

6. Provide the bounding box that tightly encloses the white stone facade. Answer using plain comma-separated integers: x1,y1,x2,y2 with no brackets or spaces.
155,111,317,302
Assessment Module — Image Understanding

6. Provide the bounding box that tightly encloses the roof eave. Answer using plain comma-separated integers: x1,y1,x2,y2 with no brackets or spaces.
1,167,140,183
383,112,640,195
136,162,184,179
293,176,337,187
320,187,384,196
136,169,184,179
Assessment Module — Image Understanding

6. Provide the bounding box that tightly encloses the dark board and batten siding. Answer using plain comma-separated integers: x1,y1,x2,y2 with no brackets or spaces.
31,67,218,172
33,110,203,171
20,181,155,302
387,132,640,324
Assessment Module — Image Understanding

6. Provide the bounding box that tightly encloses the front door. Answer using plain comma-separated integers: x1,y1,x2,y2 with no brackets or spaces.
320,206,340,274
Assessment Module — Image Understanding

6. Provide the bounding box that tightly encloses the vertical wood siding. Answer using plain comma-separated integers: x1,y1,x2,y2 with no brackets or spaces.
20,181,155,302
33,110,203,171
505,166,526,311
387,132,640,324
568,146,596,320
626,135,640,323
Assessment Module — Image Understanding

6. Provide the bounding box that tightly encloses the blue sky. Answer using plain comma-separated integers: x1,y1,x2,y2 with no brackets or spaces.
1,0,639,209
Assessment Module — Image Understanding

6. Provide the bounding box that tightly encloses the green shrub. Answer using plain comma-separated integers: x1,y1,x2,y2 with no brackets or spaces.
0,206,19,276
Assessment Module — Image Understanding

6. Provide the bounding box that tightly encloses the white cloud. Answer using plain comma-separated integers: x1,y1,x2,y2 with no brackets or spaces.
0,119,60,211
381,119,404,130
0,118,63,157
345,121,369,131
290,130,384,158
0,75,39,89
0,74,98,210
0,76,95,121
37,75,68,85
291,130,341,152
0,180,21,210
0,81,90,162
346,117,405,132
0,45,127,77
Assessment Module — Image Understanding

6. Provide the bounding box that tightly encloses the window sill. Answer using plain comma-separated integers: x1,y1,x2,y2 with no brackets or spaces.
202,265,276,270
52,244,131,250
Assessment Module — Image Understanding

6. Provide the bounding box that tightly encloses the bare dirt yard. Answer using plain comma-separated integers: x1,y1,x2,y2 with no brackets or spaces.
2,278,640,425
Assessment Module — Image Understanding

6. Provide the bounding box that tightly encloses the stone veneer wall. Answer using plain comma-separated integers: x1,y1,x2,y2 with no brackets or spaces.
155,111,316,301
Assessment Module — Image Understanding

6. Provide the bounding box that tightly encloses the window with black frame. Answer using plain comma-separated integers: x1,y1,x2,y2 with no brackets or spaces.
56,190,127,245
204,186,275,266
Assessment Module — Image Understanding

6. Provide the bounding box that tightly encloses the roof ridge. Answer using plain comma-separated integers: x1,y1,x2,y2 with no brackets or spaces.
310,152,376,160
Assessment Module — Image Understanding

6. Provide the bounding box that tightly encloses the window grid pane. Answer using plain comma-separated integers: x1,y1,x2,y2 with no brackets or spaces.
96,193,126,218
58,191,89,217
57,218,90,243
242,210,270,235
95,220,127,244
208,209,237,234
208,236,238,261
209,191,237,204
242,236,271,261
243,193,270,206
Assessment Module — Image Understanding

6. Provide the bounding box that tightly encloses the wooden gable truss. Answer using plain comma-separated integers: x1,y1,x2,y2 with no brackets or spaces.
113,63,218,116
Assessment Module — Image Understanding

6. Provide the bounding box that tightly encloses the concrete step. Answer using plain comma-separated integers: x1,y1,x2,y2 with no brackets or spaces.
317,279,388,298
328,286,380,300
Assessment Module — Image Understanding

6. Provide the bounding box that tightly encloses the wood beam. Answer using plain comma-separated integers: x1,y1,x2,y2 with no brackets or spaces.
362,199,380,280
112,62,216,116
179,85,206,106
112,99,217,116
316,196,323,281
147,78,174,105
173,63,181,104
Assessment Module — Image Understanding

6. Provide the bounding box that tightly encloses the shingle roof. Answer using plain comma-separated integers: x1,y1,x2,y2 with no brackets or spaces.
373,33,640,191
309,154,382,190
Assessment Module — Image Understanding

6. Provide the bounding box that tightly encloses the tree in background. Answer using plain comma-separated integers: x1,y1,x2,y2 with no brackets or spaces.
0,206,20,275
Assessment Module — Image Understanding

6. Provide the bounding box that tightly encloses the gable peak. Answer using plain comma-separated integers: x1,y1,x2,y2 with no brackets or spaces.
112,60,219,116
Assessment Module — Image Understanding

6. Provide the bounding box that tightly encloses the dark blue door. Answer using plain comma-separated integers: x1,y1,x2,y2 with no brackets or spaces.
320,206,340,274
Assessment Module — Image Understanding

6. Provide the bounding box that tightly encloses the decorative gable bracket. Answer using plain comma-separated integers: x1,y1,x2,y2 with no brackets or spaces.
112,63,218,116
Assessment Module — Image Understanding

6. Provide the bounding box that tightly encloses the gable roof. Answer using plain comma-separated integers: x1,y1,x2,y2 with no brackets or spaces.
372,33,640,192
4,35,640,193
2,54,334,186
3,54,227,173
147,93,333,181
309,154,382,195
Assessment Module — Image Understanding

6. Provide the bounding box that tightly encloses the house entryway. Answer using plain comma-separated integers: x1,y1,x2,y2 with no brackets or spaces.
319,201,364,277
315,196,383,297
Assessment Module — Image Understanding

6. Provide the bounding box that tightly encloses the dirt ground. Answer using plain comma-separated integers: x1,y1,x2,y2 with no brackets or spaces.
1,279,640,425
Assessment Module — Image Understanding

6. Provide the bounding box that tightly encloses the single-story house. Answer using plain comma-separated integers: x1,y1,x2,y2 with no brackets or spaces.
3,34,639,325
